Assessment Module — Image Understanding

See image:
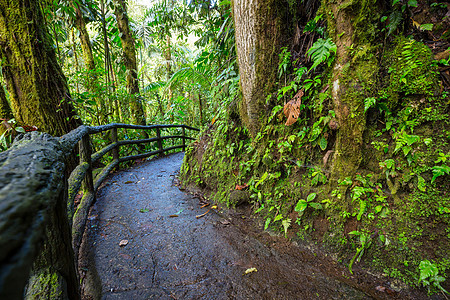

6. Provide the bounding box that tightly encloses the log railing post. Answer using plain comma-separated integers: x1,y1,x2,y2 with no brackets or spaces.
156,127,163,155
80,134,94,194
111,127,119,161
182,126,186,152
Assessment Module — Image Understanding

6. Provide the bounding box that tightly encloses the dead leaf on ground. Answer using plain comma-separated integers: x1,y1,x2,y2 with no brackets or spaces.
243,267,257,275
283,89,303,126
220,219,231,225
235,184,248,190
119,239,128,247
124,181,134,184
169,214,179,218
196,210,210,219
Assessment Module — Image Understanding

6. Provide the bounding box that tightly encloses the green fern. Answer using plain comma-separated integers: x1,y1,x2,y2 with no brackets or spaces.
306,38,336,71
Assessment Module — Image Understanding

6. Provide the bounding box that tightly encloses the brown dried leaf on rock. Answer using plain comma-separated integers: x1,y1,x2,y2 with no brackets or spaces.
283,89,304,126
235,184,248,190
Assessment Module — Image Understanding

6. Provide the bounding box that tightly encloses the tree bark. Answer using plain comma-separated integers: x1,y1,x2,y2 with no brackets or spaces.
72,1,95,73
232,0,290,137
113,0,146,125
0,85,12,120
0,0,82,136
324,0,381,185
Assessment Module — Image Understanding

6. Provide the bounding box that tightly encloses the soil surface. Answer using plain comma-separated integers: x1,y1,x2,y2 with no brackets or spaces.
79,152,430,300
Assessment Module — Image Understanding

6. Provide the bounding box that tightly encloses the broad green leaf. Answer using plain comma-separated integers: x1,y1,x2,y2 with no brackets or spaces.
264,217,271,230
319,136,328,151
309,202,323,210
295,199,308,212
420,23,433,31
307,193,317,202
375,205,383,213
15,127,26,133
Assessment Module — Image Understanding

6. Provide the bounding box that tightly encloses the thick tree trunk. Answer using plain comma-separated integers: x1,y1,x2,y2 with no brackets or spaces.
0,0,82,136
113,0,146,125
324,0,381,185
0,85,12,120
232,0,290,137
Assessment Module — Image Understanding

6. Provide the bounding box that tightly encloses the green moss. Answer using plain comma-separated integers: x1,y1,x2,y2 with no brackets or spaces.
26,271,64,299
385,37,440,109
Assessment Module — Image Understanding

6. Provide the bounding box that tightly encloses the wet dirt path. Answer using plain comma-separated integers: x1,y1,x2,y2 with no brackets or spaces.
80,153,400,299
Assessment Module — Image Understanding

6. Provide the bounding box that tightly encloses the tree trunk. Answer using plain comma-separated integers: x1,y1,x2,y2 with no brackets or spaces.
73,2,95,73
113,0,146,125
324,0,381,185
164,35,173,101
71,29,80,94
0,0,82,136
0,85,12,120
232,0,290,137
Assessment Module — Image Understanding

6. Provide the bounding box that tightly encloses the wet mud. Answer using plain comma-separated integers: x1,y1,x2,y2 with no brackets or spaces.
79,152,428,300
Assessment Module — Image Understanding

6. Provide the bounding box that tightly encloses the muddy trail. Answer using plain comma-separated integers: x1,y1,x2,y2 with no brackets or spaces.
79,152,427,300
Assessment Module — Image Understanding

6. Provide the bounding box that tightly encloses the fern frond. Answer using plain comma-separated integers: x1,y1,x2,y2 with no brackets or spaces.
306,38,337,71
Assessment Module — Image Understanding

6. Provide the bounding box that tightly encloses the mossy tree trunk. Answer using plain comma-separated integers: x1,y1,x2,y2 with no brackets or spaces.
0,85,12,120
324,0,381,189
232,0,291,137
72,1,95,74
113,0,146,125
72,0,108,125
0,0,82,137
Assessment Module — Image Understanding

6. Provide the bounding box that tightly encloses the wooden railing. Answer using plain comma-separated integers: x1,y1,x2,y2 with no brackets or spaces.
0,123,199,299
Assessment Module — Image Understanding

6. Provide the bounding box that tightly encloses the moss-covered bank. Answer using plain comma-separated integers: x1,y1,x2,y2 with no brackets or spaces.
181,22,449,297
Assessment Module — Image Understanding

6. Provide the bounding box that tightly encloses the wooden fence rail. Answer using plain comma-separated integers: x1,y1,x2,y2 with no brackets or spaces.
0,123,199,299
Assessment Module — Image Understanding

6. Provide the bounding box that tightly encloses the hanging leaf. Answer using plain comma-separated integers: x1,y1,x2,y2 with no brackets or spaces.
319,136,328,151
283,89,303,126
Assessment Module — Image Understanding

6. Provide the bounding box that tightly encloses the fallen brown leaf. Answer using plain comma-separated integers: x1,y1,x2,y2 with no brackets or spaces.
196,210,210,219
235,184,248,190
283,89,303,126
